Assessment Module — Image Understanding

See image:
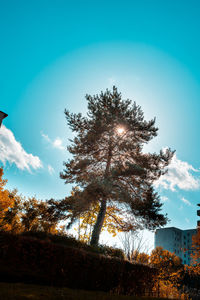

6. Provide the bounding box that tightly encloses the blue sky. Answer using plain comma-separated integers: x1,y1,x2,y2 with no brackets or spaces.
1,0,200,245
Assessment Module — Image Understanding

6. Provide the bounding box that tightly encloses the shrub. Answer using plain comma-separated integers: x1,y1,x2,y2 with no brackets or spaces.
0,232,156,295
20,231,125,259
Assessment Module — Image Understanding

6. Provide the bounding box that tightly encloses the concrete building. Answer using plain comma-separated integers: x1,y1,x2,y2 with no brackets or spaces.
155,227,197,265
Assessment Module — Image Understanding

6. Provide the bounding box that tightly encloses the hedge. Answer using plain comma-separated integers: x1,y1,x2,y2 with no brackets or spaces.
0,232,157,295
20,231,125,259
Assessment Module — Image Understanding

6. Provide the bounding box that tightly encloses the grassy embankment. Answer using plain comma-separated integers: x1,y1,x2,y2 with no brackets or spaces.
0,282,166,300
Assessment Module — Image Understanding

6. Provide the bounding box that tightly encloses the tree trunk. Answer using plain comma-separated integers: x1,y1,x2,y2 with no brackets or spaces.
90,199,107,246
90,144,112,246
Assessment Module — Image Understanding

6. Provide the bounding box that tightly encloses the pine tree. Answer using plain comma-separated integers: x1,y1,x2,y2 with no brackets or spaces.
60,87,174,246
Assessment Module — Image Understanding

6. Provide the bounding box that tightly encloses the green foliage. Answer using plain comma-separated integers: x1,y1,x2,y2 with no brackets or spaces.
60,87,174,245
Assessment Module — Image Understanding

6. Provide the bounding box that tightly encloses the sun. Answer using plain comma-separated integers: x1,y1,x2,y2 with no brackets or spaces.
116,126,125,135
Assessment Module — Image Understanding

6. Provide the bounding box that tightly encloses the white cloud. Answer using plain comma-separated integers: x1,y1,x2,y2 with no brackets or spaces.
41,132,64,150
53,137,64,150
181,197,192,206
155,152,200,191
48,164,55,175
185,218,190,224
0,125,42,171
161,196,169,202
41,133,50,142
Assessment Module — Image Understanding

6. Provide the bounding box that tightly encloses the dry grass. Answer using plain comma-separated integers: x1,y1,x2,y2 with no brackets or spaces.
0,282,165,300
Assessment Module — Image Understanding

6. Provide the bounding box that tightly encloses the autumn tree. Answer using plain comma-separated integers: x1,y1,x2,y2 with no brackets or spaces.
21,197,60,233
75,201,132,243
0,167,14,231
190,228,200,273
60,87,174,246
60,187,130,243
0,167,62,234
183,229,200,294
150,247,187,298
150,247,184,289
131,250,149,264
0,168,22,232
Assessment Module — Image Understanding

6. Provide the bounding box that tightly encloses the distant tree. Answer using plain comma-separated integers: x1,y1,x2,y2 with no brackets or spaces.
60,87,174,246
0,168,22,233
119,230,149,261
190,228,200,274
0,167,62,234
150,247,185,298
150,247,183,285
21,197,62,234
131,250,149,264
184,231,200,295
2,189,23,233
0,167,12,230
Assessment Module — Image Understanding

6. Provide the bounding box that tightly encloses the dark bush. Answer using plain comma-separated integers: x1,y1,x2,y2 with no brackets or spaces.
0,232,156,295
91,244,125,259
20,231,124,259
